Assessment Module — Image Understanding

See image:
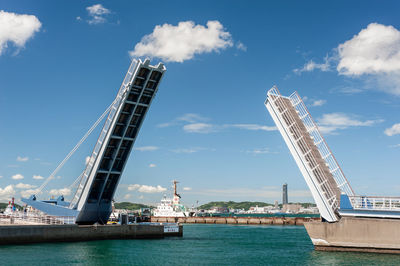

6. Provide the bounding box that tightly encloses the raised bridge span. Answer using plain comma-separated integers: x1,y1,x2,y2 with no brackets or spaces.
23,58,166,225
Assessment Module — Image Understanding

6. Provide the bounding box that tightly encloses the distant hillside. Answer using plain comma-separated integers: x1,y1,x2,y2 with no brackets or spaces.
198,201,316,211
114,202,152,210
199,201,273,211
0,202,23,211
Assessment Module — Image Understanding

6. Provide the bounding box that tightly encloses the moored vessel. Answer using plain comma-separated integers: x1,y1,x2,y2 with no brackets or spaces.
153,180,193,217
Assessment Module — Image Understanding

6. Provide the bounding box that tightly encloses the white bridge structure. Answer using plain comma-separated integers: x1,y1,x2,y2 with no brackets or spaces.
265,86,400,222
22,59,166,224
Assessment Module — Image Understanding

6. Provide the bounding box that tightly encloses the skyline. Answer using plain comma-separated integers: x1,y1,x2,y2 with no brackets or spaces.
1,1,400,206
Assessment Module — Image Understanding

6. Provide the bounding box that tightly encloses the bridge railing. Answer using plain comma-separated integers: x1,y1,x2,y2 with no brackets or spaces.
349,196,400,211
0,213,76,225
287,91,354,197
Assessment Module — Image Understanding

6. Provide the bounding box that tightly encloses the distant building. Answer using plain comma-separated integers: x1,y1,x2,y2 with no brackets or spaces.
282,204,301,213
274,200,279,209
209,206,229,213
282,183,288,205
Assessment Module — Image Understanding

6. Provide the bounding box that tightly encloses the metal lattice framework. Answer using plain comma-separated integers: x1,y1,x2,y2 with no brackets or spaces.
21,59,166,224
71,58,166,224
265,86,353,222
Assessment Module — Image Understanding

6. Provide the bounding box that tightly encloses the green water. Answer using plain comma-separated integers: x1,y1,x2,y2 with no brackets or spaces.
0,224,398,265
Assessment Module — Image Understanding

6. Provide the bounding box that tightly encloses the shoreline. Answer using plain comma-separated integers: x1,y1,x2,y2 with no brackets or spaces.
151,216,319,225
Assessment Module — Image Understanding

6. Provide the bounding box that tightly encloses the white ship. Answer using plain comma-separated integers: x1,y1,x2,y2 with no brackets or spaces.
153,181,191,217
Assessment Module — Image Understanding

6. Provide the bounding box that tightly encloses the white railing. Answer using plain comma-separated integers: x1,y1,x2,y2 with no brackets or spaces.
349,196,400,211
267,87,340,208
0,213,76,225
288,91,354,197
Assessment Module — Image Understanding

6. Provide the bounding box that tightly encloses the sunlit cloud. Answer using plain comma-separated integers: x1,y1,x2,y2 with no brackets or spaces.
0,10,41,55
130,20,233,62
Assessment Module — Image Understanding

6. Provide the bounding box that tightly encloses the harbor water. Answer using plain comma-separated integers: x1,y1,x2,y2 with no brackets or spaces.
0,224,398,265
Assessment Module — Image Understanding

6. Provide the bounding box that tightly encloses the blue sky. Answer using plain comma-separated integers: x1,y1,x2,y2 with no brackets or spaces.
1,1,400,206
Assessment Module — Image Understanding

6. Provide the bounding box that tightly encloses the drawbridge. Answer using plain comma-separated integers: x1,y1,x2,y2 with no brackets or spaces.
265,86,400,222
22,58,166,224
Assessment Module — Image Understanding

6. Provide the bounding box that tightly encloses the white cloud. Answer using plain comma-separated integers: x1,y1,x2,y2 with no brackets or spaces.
236,41,247,51
333,86,363,95
385,123,400,136
128,184,167,193
183,123,277,133
149,163,157,168
158,113,208,128
0,10,41,55
294,56,331,74
0,185,16,201
226,124,277,131
20,188,40,198
33,175,44,180
183,187,192,191
160,113,276,134
123,194,131,200
246,147,271,154
15,183,36,189
12,174,24,180
86,4,110,25
130,20,233,62
49,187,71,196
171,147,211,154
134,146,159,152
16,156,29,162
317,113,383,134
0,175,2,178
337,23,400,76
178,113,208,123
295,23,400,95
183,123,216,133
310,99,326,107
390,144,400,148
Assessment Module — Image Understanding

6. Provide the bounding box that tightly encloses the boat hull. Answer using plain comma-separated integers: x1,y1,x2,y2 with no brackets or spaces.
304,217,400,253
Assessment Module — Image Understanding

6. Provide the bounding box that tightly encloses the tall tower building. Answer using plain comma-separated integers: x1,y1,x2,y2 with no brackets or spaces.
282,183,288,205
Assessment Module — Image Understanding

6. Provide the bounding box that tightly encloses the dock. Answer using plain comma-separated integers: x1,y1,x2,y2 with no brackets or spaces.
0,223,183,245
151,216,319,225
304,217,400,254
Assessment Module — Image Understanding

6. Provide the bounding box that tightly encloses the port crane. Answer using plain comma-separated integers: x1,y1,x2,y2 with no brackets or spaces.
22,59,166,224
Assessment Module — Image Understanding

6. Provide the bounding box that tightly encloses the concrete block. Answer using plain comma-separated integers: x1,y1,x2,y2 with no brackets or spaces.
177,218,186,223
273,218,284,225
248,218,261,224
215,218,227,224
167,218,176,223
226,218,237,224
185,218,196,223
260,218,273,225
205,218,216,224
286,218,296,225
237,218,248,224
195,218,206,223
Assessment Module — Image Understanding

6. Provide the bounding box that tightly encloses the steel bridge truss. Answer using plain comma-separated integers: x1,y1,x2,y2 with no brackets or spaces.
265,87,354,222
70,59,166,224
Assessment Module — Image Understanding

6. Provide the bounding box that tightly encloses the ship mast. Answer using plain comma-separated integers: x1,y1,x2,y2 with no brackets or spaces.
173,180,181,205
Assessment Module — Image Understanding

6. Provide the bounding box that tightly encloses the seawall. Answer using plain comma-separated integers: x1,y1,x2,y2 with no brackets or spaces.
151,216,319,225
0,223,183,245
304,217,400,254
